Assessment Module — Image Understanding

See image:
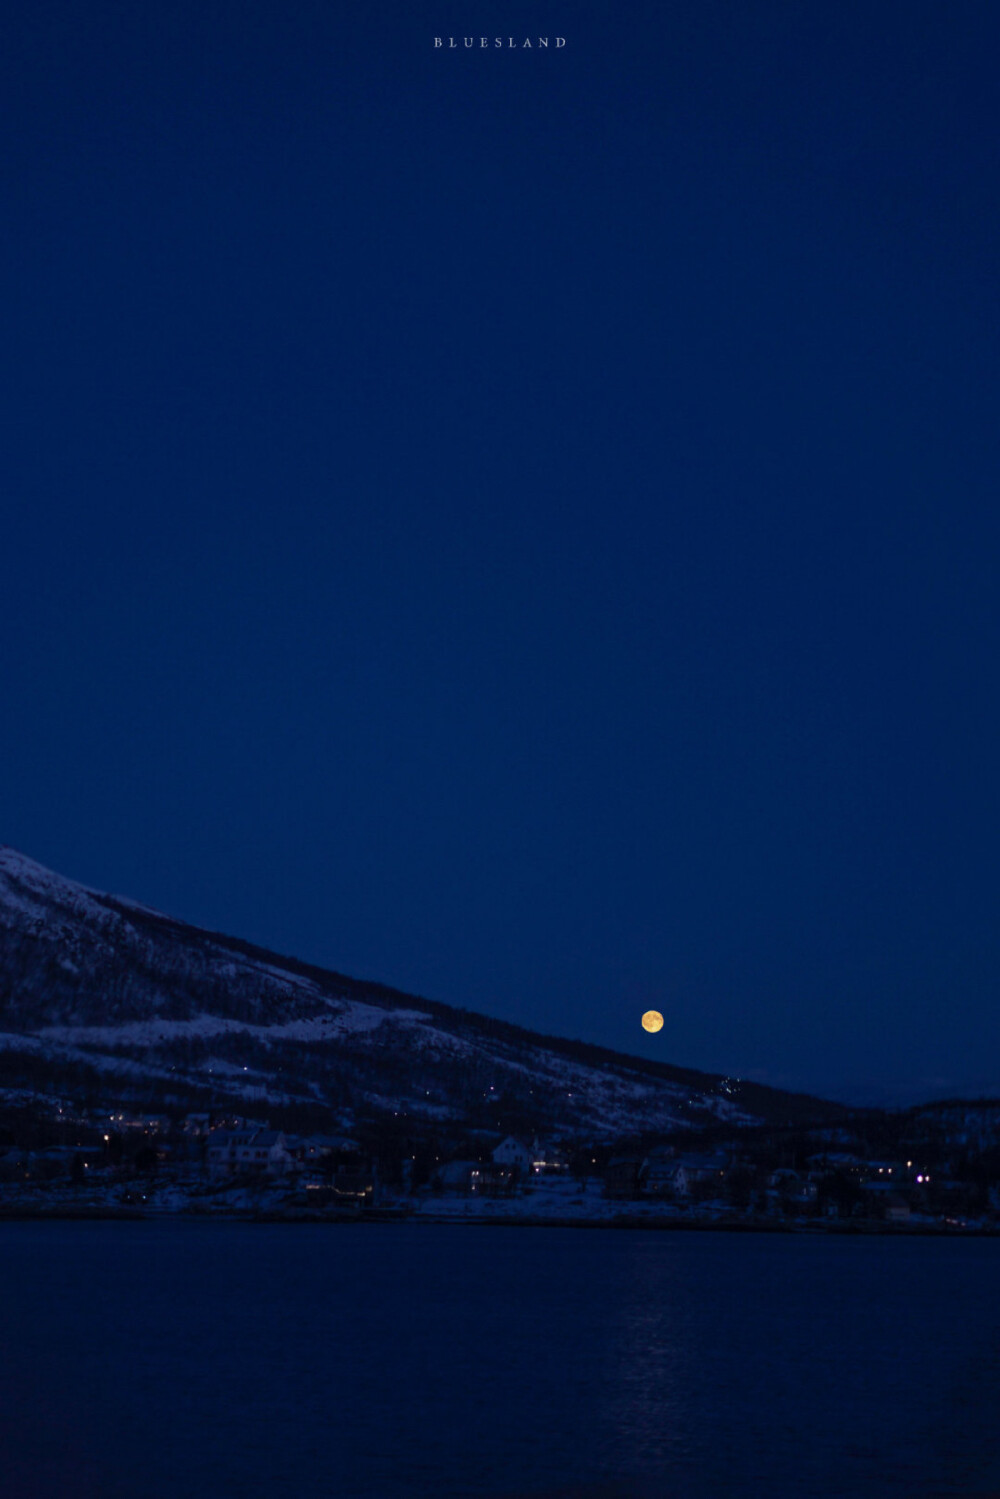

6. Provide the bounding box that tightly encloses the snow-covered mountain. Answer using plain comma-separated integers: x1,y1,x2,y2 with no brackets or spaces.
0,847,841,1140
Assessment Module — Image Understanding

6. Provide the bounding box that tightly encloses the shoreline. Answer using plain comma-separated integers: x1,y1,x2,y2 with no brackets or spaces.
0,1203,995,1237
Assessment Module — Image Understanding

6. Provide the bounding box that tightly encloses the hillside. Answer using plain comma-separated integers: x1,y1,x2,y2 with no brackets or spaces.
0,847,844,1141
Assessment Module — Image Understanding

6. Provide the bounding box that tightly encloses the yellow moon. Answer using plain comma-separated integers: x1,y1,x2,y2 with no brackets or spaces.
641,1010,664,1033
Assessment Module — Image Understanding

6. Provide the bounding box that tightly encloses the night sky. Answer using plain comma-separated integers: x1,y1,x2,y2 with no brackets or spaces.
3,1,999,1104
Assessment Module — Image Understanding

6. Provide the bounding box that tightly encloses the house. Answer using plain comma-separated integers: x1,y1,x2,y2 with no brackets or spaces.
491,1136,534,1174
806,1151,865,1177
603,1156,642,1200
207,1127,256,1175
859,1160,907,1184
435,1160,479,1193
678,1152,729,1183
640,1157,689,1196
767,1169,818,1207
0,1149,28,1182
302,1169,374,1206
235,1130,292,1176
861,1180,914,1221
287,1135,360,1171
26,1147,100,1181
301,1146,376,1206
207,1127,291,1178
641,1151,728,1197
71,1144,108,1170
807,1153,906,1186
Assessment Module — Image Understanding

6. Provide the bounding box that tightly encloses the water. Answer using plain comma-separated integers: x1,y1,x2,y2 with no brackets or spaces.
1,1220,998,1499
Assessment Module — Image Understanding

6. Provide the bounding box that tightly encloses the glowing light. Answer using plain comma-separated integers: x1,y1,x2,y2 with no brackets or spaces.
641,1010,664,1033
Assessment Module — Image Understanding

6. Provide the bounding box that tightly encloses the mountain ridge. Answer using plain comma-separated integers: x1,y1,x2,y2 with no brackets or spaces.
0,846,845,1140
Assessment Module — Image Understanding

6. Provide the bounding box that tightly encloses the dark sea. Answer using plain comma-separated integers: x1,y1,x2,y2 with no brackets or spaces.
1,1220,998,1499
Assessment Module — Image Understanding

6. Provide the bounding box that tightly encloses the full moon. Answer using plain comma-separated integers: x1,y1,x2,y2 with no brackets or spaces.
641,1010,664,1033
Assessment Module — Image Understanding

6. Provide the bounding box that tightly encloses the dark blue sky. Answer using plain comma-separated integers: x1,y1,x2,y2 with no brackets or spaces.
3,1,999,1103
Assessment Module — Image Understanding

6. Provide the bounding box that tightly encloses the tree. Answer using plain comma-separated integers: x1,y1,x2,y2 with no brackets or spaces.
133,1144,158,1174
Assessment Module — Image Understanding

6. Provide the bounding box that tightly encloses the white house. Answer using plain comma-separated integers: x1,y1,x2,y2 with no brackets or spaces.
207,1127,256,1175
491,1136,534,1173
236,1130,291,1176
207,1128,291,1178
641,1158,690,1196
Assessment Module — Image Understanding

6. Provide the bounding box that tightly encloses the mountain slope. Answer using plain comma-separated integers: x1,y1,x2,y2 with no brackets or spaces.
0,847,843,1140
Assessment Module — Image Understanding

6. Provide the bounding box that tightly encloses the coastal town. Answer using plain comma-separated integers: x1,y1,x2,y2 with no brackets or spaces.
2,1093,999,1232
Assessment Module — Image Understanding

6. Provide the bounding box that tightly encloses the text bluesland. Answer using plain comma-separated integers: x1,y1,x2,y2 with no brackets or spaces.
434,36,567,49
